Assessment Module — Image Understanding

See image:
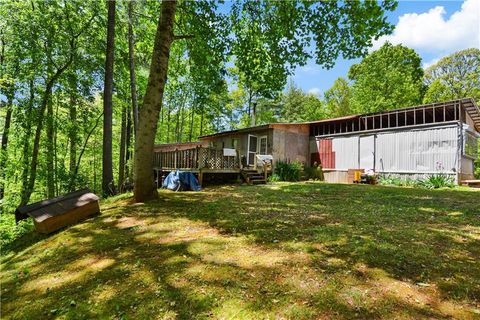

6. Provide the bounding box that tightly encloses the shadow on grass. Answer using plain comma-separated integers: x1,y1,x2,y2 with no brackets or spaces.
1,182,479,319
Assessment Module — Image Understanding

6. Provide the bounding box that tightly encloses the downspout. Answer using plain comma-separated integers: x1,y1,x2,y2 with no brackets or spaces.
456,101,463,185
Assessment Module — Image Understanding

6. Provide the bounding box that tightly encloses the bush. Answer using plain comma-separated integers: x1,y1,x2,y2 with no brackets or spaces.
475,157,480,179
274,161,303,181
378,175,415,187
417,173,454,189
305,163,324,181
0,214,34,248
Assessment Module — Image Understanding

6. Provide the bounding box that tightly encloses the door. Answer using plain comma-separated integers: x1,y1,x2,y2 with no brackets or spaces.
359,135,375,170
247,134,258,165
258,136,267,155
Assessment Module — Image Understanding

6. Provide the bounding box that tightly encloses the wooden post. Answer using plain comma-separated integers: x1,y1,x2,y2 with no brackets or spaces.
174,148,178,169
195,146,199,169
198,169,203,187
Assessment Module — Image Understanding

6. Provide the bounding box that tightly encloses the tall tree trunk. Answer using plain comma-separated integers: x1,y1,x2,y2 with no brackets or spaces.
20,80,34,203
45,86,55,198
200,105,204,136
126,104,132,178
118,104,127,193
21,76,63,205
189,98,195,142
0,90,13,200
128,1,139,138
20,49,75,206
134,0,177,202
102,0,116,197
68,98,77,191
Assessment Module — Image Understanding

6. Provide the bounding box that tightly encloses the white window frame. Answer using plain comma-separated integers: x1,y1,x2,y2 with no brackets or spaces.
247,134,258,165
258,135,268,155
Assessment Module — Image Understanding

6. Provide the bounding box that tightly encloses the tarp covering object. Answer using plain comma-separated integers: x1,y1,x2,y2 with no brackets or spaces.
162,171,201,192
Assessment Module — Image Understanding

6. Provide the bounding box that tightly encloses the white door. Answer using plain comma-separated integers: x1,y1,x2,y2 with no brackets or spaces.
359,135,375,170
247,134,258,165
258,136,267,155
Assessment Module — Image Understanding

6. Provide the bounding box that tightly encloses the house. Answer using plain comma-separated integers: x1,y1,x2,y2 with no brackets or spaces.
153,98,480,185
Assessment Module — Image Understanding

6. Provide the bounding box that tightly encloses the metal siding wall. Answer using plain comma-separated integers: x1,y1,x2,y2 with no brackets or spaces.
375,126,458,173
332,136,359,170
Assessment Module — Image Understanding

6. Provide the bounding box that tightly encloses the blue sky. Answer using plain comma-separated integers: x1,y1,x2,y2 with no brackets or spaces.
292,0,480,97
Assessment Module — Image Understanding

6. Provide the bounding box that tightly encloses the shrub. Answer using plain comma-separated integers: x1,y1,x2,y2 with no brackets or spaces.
0,214,34,248
475,157,480,179
305,163,324,181
417,173,454,189
274,161,303,181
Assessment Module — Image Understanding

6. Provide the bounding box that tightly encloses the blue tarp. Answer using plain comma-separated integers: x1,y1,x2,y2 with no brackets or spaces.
162,171,201,192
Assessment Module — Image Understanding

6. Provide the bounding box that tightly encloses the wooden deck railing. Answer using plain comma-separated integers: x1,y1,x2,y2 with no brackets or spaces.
153,147,240,171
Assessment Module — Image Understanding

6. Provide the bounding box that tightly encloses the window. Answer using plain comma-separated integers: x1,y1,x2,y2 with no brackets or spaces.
464,132,479,159
259,136,267,155
232,138,239,149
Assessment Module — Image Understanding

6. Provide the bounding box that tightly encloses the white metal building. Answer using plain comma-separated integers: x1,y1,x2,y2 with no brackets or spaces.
309,98,480,183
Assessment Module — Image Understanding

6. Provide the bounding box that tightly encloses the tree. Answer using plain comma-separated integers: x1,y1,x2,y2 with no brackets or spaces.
127,1,139,138
102,0,116,197
134,0,177,202
277,82,326,122
18,1,97,206
423,48,480,103
348,42,424,113
325,77,353,117
133,0,398,202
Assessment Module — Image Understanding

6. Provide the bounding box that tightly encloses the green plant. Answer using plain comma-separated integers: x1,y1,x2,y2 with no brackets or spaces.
305,163,324,181
268,174,281,182
417,173,454,189
378,175,405,186
274,161,303,182
0,214,34,248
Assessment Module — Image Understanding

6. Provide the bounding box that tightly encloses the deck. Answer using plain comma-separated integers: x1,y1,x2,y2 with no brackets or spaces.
153,146,271,186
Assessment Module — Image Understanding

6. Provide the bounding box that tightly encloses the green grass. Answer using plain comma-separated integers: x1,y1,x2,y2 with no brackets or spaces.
1,182,480,319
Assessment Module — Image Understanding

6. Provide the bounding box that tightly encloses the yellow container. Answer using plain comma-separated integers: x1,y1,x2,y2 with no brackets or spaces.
354,170,362,182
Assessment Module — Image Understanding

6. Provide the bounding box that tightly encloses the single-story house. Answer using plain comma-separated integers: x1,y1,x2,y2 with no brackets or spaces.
153,98,480,184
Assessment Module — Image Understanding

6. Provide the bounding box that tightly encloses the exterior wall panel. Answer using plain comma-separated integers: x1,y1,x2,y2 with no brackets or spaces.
375,126,458,173
331,137,358,170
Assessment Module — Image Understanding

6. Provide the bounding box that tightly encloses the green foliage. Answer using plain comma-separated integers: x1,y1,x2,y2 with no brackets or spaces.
417,174,455,189
349,42,424,113
274,161,303,181
379,173,455,189
378,175,417,187
275,82,327,122
304,162,324,181
0,214,34,248
324,77,352,117
424,48,480,103
476,140,480,179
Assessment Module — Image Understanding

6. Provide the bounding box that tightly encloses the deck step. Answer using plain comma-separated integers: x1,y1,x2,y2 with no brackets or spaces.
240,169,267,185
461,180,480,188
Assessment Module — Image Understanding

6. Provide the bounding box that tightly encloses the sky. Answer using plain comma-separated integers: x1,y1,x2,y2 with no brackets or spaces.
292,0,480,97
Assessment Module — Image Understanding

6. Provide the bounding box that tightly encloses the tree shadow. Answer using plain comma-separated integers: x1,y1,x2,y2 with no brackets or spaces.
1,183,479,319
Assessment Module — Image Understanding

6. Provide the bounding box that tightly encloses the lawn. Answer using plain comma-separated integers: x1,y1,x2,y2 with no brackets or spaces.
1,182,479,319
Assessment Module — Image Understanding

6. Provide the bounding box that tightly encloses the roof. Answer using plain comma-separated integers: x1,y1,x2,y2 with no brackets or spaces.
198,123,305,140
153,141,206,151
15,188,99,223
198,98,480,140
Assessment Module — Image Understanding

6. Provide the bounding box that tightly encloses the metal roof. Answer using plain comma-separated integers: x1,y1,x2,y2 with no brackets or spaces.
197,98,480,139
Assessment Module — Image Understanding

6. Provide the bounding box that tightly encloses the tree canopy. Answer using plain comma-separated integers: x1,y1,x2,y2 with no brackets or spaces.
348,42,424,113
423,48,480,103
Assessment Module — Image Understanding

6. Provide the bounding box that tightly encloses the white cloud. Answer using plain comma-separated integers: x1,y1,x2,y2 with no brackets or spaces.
422,57,441,70
307,88,321,97
372,0,480,53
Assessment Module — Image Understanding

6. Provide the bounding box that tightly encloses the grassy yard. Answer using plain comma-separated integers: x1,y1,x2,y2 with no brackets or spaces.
1,182,479,319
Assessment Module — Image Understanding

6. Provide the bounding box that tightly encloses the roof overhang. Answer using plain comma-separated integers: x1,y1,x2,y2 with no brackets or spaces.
461,98,480,132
